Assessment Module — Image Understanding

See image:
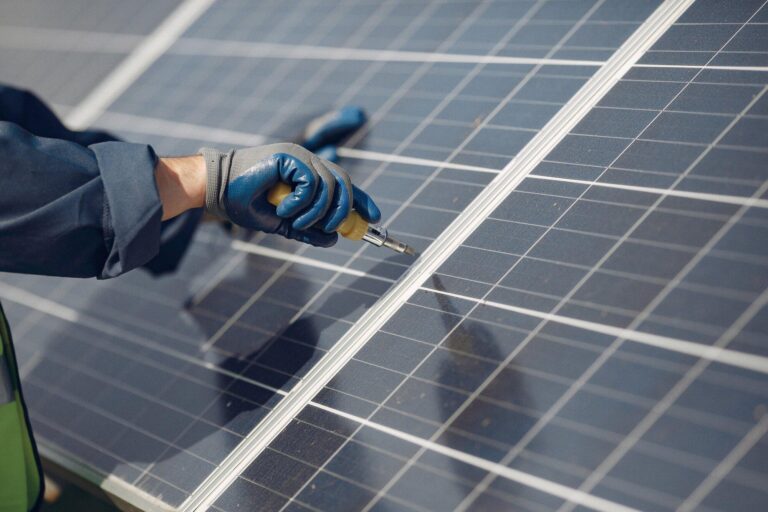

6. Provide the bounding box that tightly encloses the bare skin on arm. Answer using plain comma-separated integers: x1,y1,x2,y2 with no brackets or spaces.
154,155,206,220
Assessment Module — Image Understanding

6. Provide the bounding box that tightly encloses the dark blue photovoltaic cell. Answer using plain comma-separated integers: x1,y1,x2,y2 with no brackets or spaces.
234,2,768,512
1,0,767,511
0,0,654,508
0,0,181,108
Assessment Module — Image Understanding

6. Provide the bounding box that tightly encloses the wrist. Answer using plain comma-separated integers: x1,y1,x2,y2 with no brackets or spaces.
154,155,206,220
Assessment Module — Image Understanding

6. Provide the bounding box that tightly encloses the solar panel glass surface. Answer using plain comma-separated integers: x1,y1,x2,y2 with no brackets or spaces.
1,0,767,511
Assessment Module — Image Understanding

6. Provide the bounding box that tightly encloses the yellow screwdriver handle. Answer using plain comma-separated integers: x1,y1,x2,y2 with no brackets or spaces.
267,182,369,241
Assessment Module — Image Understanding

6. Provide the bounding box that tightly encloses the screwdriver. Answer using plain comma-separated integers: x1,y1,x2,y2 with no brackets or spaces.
268,182,417,256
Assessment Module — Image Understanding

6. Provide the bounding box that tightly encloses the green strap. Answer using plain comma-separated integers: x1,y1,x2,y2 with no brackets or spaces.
0,304,43,512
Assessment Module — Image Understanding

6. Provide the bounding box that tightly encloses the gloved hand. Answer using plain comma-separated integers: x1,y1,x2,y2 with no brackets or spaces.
200,143,381,247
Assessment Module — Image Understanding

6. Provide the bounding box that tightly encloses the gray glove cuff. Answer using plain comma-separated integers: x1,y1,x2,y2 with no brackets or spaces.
200,147,232,219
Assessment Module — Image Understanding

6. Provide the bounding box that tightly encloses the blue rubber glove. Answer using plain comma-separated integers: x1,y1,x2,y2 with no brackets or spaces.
302,106,366,152
201,143,381,247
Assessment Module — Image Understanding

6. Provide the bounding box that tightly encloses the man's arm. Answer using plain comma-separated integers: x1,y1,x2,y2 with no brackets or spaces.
0,122,380,280
0,121,165,278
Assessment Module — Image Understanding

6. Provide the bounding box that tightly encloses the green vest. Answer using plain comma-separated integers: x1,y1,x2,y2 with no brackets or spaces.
0,303,43,512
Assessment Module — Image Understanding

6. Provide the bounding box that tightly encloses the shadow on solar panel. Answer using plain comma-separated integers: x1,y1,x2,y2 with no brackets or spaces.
21,254,404,484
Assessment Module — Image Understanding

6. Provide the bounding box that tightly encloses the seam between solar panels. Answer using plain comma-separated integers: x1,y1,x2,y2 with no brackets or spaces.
181,2,696,511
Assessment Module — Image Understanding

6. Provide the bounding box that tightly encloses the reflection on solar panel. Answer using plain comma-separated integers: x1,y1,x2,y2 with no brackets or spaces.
0,0,767,511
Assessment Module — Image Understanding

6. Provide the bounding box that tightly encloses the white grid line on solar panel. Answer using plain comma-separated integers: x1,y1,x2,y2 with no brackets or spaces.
64,0,215,130
252,2,664,509
89,71,768,134
183,0,589,503
4,0,540,500
181,0,655,57
12,237,766,409
169,0,436,328
3,276,764,508
193,0,461,352
224,419,641,512
450,8,768,509
207,1,407,143
227,229,768,337
7,277,765,485
266,7,768,512
232,223,768,297
13,280,78,358
180,0,584,378
426,57,768,364
0,284,704,512
194,7,720,508
344,178,764,510
677,414,768,512
555,201,768,510
415,286,768,376
239,397,767,512
0,0,732,506
160,0,367,151
10,251,760,428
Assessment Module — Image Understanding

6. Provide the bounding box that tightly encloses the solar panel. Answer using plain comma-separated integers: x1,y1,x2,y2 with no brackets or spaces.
0,0,766,511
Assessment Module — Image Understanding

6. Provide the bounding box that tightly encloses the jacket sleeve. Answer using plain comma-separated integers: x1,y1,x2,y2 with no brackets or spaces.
0,121,163,279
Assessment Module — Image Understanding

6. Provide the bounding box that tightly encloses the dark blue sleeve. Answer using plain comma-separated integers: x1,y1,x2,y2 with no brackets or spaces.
0,121,163,279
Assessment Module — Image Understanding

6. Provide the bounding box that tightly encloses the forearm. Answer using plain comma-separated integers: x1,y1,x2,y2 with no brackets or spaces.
154,155,206,220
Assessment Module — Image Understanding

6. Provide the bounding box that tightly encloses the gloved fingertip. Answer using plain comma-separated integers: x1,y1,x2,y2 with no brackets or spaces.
276,185,315,218
353,186,382,223
321,221,341,234
291,209,323,231
364,202,382,224
275,197,301,218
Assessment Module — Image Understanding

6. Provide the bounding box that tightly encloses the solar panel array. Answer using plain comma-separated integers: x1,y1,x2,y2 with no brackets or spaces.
0,1,766,511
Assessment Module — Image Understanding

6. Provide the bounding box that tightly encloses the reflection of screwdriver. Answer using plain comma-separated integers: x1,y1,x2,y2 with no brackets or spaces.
268,182,417,256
